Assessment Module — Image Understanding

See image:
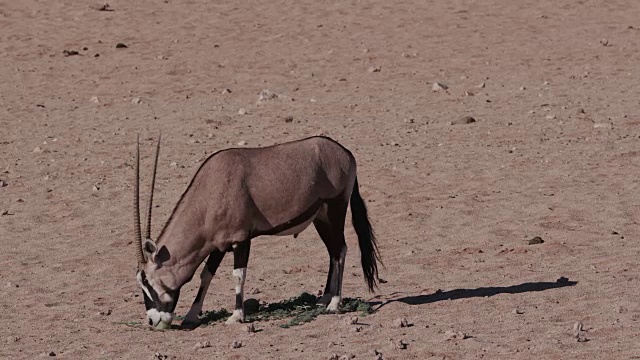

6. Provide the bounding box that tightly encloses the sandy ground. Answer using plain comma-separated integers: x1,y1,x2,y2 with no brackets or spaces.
2,0,640,358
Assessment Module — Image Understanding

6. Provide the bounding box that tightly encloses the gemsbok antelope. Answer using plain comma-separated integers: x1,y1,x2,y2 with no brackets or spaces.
133,135,382,329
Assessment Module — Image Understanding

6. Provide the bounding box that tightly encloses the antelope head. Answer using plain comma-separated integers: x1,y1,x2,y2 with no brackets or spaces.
133,134,179,329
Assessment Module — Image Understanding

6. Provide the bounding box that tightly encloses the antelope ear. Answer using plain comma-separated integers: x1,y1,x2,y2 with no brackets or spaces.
143,239,158,262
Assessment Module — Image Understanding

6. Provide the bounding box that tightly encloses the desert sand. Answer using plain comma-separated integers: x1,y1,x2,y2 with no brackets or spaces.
2,0,640,359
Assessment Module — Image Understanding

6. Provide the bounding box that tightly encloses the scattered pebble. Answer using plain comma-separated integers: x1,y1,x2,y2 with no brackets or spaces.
48,352,56,357
593,123,612,129
576,108,585,115
115,42,128,49
368,66,382,73
237,140,246,146
257,89,278,104
451,116,476,125
520,86,526,91
394,339,408,350
33,146,45,153
131,97,141,104
0,180,7,187
63,50,79,57
512,308,524,315
221,88,232,94
477,82,486,88
444,330,469,340
393,317,412,328
231,340,242,349
246,323,256,333
93,185,100,191
344,316,358,325
194,341,211,350
90,96,100,104
600,39,609,46
374,349,384,360
6,336,20,343
99,309,112,316
464,91,474,96
528,236,544,245
573,322,583,334
432,82,448,91
284,115,294,123
93,3,114,11
238,108,247,115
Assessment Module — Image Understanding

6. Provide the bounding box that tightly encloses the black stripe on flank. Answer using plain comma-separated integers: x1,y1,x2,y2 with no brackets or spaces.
252,200,323,237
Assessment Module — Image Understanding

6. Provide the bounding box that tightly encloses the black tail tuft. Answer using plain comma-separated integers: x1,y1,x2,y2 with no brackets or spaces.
350,177,382,292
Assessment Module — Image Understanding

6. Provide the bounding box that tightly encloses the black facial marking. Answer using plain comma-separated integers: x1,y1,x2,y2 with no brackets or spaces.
139,270,180,312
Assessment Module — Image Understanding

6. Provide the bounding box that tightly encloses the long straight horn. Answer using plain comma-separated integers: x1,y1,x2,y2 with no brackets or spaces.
134,134,145,269
145,132,161,240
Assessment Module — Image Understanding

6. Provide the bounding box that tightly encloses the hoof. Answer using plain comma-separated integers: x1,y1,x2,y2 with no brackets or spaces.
225,310,244,325
326,296,341,313
180,318,201,330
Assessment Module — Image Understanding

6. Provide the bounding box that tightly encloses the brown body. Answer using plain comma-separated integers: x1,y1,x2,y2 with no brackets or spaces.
134,135,381,329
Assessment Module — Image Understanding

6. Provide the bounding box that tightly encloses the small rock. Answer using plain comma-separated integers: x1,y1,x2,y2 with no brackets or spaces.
257,89,278,103
394,339,408,350
94,3,113,11
237,140,246,146
573,322,583,334
170,161,178,167
48,352,56,357
339,355,355,360
246,323,256,333
231,340,242,349
344,316,358,325
444,330,469,340
131,97,141,104
464,91,474,96
284,115,294,123
63,50,79,57
0,180,7,187
33,146,44,153
451,116,476,125
93,185,100,191
545,115,556,120
374,349,384,360
519,86,526,91
115,42,128,49
432,82,448,91
368,66,381,73
593,123,612,129
600,39,609,46
393,317,412,328
194,341,211,350
1,210,10,216
512,308,524,315
6,336,20,343
477,82,485,88
90,96,100,104
221,88,232,94
528,236,544,245
238,108,247,115
99,309,112,316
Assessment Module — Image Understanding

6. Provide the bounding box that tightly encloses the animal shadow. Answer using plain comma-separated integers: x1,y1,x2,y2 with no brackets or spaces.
372,277,577,310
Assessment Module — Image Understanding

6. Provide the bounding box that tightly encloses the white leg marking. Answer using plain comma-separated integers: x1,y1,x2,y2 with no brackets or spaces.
327,246,347,312
327,296,341,311
225,267,246,325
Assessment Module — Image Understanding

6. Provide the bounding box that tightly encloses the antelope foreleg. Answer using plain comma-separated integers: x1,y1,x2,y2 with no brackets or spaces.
181,250,225,329
226,241,251,325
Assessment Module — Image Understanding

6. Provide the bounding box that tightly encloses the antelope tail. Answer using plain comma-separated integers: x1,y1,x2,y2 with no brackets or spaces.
350,176,382,292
